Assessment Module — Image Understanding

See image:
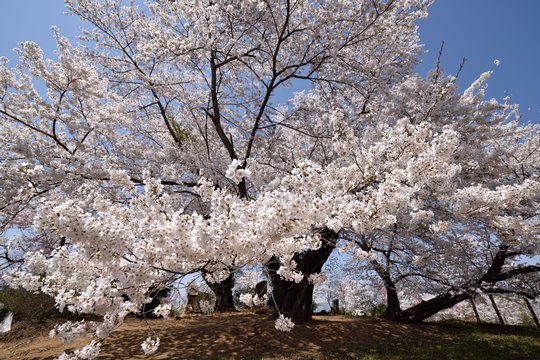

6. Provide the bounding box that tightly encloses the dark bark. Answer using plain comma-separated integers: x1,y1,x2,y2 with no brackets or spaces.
480,246,510,283
355,236,401,320
524,298,540,329
385,243,539,323
381,276,402,321
470,298,481,323
331,299,340,315
267,228,338,324
397,291,473,323
255,281,268,298
489,295,505,325
203,272,236,312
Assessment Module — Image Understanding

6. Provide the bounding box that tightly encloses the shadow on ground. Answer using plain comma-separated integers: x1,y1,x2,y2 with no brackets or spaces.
2,311,539,359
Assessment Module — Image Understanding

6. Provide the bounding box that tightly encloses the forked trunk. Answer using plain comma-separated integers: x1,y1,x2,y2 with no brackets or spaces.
267,228,337,324
204,272,236,312
267,270,317,324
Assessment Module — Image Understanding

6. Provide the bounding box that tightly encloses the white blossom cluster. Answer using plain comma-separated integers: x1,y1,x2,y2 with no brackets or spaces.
141,337,160,356
225,159,252,184
49,320,95,344
274,314,295,332
239,293,268,307
57,341,101,360
153,304,172,318
276,266,305,284
308,273,327,285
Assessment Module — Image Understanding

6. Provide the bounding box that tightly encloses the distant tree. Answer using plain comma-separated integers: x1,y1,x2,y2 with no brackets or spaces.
340,74,540,321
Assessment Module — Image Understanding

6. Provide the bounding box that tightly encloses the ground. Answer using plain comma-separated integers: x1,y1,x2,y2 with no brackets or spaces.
1,311,539,359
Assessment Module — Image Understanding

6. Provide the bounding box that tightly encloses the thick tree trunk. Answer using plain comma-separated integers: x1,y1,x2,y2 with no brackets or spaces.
470,298,481,323
397,291,472,323
488,295,505,325
267,270,316,324
267,228,337,324
381,277,402,321
203,272,236,312
524,298,540,329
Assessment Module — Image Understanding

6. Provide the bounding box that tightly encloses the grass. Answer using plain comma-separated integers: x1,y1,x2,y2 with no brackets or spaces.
259,320,540,360
292,321,540,360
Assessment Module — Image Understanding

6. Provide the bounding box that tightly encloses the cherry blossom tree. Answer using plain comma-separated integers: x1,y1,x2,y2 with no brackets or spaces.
1,0,539,358
336,69,540,322
1,0,428,312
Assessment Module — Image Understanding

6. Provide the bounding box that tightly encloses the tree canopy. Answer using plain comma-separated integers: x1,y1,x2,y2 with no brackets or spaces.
0,0,538,358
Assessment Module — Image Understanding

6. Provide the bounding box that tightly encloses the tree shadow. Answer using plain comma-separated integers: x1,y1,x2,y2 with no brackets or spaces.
97,313,462,359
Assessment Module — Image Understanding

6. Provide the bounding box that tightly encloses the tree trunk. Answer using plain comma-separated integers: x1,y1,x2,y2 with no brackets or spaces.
267,228,337,324
397,291,472,323
524,298,540,329
331,299,340,315
381,277,402,321
203,272,236,312
470,298,481,323
488,294,505,325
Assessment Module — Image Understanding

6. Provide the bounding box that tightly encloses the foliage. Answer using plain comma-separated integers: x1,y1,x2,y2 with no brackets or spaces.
369,304,387,317
0,0,538,358
0,287,61,322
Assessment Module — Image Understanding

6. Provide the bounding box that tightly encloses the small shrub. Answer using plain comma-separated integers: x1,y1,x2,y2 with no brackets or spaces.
520,312,535,327
369,303,387,317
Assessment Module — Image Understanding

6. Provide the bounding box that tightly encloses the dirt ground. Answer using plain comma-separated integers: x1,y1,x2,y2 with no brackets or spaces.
0,319,90,360
0,311,537,360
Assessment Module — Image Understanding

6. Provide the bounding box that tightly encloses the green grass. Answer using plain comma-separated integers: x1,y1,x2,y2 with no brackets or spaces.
369,324,538,360
264,321,540,360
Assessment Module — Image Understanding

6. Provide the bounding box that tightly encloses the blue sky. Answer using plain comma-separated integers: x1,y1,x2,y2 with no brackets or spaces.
1,0,539,120
416,0,540,120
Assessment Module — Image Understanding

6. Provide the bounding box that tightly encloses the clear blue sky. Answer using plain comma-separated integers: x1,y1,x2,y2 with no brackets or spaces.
416,0,540,120
1,0,539,120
